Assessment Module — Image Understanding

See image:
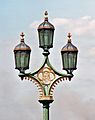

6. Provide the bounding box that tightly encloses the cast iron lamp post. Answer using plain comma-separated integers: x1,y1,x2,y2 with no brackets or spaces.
13,11,78,120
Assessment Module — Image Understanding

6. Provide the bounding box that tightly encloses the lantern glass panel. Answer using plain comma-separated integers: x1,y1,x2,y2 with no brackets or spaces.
68,52,75,69
20,51,30,69
15,51,21,69
20,51,26,68
24,51,30,69
14,51,30,71
61,52,68,70
62,52,78,72
71,52,77,69
39,30,44,47
39,29,54,49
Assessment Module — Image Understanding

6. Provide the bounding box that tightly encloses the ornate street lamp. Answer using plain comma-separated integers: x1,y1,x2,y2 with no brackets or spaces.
13,11,78,120
61,33,78,74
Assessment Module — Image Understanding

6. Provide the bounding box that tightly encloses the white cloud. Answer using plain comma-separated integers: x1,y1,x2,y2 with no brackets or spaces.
30,16,95,37
30,20,42,29
52,18,70,26
52,16,95,36
81,16,92,20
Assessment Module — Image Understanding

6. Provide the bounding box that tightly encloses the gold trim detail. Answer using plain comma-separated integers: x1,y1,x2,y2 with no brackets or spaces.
37,67,55,85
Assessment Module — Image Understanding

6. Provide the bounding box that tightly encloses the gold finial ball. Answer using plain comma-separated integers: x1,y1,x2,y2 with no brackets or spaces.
20,32,25,42
20,32,25,39
44,11,48,16
68,33,72,39
67,33,72,43
44,11,48,21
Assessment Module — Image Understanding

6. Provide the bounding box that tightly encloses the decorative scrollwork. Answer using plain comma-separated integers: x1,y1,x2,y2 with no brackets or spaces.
37,67,55,85
24,76,44,98
49,77,69,96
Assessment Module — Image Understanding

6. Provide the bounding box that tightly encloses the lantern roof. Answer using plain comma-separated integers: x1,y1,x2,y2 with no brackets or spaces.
61,33,78,52
14,32,31,51
38,11,55,30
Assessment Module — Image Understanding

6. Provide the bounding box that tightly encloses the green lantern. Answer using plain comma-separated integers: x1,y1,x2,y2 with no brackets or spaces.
14,32,31,73
61,33,78,74
38,11,55,52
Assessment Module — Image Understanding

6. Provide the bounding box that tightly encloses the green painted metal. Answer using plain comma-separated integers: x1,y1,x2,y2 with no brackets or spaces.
19,54,73,97
43,103,49,120
39,100,53,120
29,56,48,76
29,55,72,77
46,56,73,77
17,46,74,120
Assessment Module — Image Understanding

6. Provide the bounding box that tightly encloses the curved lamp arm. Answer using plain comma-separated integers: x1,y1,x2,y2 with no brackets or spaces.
19,55,73,101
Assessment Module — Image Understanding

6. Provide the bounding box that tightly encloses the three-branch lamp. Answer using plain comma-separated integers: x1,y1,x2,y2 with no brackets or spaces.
13,11,78,120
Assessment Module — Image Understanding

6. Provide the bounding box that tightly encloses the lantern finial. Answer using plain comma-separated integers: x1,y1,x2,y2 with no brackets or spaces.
68,33,72,43
20,32,25,42
44,11,48,21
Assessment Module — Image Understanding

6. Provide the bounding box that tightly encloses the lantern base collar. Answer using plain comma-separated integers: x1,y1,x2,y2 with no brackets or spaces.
43,50,50,56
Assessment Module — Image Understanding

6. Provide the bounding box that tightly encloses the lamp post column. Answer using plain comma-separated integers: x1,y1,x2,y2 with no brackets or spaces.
39,100,53,120
43,103,49,120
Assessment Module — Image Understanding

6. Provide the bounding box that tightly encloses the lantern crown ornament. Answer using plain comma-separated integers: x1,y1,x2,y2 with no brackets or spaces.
14,32,31,51
61,33,78,52
61,33,78,74
38,11,55,54
38,11,55,30
14,32,31,73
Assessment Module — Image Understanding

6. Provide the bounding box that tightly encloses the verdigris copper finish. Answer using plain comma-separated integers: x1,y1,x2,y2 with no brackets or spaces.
13,12,78,120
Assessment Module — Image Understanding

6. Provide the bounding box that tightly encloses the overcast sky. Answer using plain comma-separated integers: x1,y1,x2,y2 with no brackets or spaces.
0,0,95,120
